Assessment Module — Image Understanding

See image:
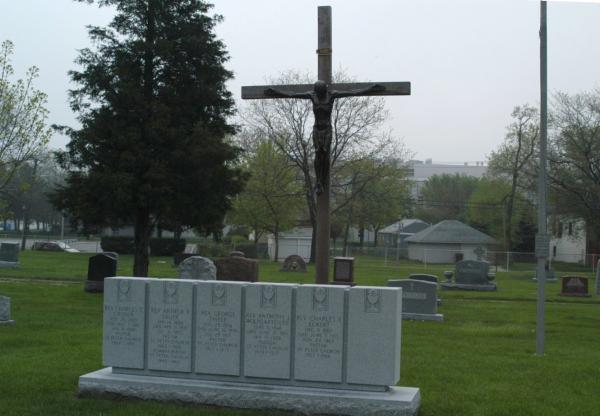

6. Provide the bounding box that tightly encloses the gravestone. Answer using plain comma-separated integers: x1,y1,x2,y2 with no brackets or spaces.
80,277,420,415
332,257,355,285
215,256,259,282
560,276,591,297
230,251,245,258
441,260,496,291
84,253,118,293
0,295,15,325
388,279,443,321
177,256,216,280
102,251,119,260
280,254,307,272
0,242,19,268
409,274,438,283
596,259,600,295
195,281,246,375
148,279,194,372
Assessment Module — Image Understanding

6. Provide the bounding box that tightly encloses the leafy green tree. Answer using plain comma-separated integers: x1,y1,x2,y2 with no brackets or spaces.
334,158,409,251
487,104,539,250
0,40,51,192
52,1,245,276
231,141,302,261
415,174,479,224
466,177,533,249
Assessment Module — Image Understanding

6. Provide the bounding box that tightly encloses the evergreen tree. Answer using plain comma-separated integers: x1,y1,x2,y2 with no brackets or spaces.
53,0,245,276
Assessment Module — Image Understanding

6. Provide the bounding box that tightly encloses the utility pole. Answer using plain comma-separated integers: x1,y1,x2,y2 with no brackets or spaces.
535,0,548,356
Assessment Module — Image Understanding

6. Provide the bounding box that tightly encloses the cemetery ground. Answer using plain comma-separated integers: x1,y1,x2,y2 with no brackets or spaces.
0,252,598,415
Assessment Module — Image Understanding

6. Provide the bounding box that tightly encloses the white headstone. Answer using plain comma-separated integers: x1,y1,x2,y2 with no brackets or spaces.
0,295,13,324
294,285,345,382
195,281,245,375
243,283,296,379
346,286,402,386
102,277,147,369
147,279,194,372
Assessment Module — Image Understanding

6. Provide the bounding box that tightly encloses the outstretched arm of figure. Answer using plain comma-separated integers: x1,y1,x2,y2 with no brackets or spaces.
264,88,312,99
331,83,386,98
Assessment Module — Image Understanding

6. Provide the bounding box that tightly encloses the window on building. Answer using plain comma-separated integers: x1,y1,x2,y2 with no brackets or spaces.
558,222,563,238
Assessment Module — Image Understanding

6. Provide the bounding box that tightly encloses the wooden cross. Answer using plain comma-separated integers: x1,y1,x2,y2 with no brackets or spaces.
242,6,411,284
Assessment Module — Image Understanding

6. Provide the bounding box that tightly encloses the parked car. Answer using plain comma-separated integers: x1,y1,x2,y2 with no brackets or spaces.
31,241,80,253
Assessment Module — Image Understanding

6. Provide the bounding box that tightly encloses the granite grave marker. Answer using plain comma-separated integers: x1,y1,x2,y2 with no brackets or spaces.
215,255,259,282
0,242,19,268
281,254,307,273
560,275,590,297
84,253,118,293
441,260,496,291
177,256,216,280
388,279,443,321
332,256,355,285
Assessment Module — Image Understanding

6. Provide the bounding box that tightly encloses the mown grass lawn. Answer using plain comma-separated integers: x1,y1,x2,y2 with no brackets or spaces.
0,252,599,415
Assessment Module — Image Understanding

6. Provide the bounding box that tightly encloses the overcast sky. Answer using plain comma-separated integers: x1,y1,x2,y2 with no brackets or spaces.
1,0,599,162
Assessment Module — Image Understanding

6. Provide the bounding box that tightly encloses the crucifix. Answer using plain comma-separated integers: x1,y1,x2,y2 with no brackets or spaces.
242,6,411,284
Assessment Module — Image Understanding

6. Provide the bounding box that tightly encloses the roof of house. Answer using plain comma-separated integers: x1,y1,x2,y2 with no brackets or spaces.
379,219,430,235
405,220,496,245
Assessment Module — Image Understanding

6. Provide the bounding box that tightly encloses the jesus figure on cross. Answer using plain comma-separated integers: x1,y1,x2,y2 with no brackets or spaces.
264,81,385,195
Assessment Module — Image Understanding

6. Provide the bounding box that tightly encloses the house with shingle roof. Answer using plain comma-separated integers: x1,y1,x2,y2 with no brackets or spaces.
405,220,497,264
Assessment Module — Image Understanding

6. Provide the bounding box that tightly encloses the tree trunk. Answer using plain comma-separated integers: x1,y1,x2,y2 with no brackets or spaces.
157,226,163,238
133,210,152,276
342,206,353,257
358,224,365,248
373,227,380,247
274,223,280,263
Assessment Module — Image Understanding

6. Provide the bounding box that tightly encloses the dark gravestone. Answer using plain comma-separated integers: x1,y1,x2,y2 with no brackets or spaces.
409,274,438,284
0,242,19,268
441,260,496,291
102,251,119,260
215,256,259,282
560,276,590,297
455,260,489,284
387,279,442,321
84,253,118,293
332,257,355,286
281,255,307,273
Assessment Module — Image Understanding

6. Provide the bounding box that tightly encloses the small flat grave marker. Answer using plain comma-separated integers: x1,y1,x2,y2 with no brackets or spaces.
560,275,591,297
0,295,15,325
0,242,19,268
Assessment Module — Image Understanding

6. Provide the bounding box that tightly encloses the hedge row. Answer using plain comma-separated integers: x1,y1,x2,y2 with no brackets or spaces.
100,237,186,256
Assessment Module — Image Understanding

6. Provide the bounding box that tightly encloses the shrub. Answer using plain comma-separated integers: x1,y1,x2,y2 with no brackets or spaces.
150,238,186,256
100,236,135,254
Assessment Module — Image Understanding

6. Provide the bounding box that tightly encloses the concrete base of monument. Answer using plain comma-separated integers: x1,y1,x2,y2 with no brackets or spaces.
0,261,18,269
79,368,421,416
532,277,558,283
402,312,443,321
0,320,15,326
440,282,497,291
